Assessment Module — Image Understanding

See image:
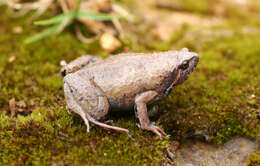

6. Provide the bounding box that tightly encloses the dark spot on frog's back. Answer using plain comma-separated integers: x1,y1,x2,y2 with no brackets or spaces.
79,97,83,101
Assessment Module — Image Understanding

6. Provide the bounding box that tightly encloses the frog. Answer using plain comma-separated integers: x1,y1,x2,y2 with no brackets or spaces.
61,48,199,138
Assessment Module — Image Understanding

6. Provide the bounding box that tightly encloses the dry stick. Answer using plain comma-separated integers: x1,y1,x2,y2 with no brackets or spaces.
7,0,54,18
112,4,130,18
61,0,101,41
75,25,100,43
7,1,31,17
27,8,47,23
60,0,69,13
111,4,133,38
112,18,124,38
56,0,73,34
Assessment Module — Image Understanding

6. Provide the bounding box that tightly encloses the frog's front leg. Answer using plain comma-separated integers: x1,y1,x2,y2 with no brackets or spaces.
61,55,102,77
135,91,167,139
63,74,129,134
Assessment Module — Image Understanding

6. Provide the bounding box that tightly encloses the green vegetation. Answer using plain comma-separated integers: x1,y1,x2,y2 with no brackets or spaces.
25,0,126,44
0,0,259,165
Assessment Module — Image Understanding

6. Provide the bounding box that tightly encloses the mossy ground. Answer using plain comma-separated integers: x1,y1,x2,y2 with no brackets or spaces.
0,0,260,165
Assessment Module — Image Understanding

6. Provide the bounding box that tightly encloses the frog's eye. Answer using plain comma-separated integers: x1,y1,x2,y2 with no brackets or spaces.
180,60,189,70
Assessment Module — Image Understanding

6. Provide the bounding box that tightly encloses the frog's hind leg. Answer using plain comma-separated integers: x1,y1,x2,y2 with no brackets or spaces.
63,74,129,135
64,80,91,131
76,109,130,134
86,114,130,134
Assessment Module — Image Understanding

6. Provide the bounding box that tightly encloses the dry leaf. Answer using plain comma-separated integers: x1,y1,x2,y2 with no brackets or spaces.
9,98,27,116
9,98,16,117
16,100,26,112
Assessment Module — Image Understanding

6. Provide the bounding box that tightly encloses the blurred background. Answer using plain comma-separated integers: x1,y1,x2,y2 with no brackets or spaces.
0,0,259,165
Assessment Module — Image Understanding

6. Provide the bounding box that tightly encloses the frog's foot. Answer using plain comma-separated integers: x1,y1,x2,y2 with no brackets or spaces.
86,114,130,135
143,124,167,139
136,121,167,138
76,110,129,134
135,91,167,139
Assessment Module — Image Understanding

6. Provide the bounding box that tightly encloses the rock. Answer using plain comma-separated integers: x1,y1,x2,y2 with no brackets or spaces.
175,137,259,166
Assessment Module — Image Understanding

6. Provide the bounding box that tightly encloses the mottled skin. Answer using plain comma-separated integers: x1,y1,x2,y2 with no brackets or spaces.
62,48,199,138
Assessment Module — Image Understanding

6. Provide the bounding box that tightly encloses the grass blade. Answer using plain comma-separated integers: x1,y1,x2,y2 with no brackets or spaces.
75,0,82,13
77,11,126,21
34,11,75,26
24,24,60,44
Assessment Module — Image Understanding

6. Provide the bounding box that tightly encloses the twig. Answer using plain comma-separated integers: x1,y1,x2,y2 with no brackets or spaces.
6,0,54,19
75,25,99,43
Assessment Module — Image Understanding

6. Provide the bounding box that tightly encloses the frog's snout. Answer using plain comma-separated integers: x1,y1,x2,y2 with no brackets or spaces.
188,53,199,74
61,68,67,77
192,53,199,69
176,51,199,85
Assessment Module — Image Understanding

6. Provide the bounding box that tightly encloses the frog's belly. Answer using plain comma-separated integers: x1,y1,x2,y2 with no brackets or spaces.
106,88,167,111
107,97,135,111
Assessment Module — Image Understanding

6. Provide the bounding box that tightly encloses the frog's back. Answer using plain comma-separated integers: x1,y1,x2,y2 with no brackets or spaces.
77,52,178,108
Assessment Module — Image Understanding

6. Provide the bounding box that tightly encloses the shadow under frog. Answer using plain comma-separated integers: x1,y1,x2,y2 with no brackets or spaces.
61,48,199,138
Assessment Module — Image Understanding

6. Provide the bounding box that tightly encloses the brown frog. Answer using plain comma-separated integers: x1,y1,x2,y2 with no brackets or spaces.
61,48,199,138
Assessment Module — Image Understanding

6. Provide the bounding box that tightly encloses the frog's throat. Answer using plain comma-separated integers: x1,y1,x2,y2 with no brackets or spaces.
163,71,180,96
171,71,180,87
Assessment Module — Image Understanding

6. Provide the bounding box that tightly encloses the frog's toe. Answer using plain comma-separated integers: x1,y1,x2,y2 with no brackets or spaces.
80,112,90,132
145,124,167,139
136,123,141,128
153,125,167,136
127,130,135,140
66,106,72,114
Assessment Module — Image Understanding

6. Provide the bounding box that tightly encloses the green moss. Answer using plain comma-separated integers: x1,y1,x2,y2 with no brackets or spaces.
248,150,260,166
181,0,210,13
1,1,260,165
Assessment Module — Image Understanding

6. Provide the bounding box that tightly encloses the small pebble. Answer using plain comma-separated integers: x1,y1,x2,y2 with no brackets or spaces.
12,26,23,34
100,33,121,52
8,56,16,63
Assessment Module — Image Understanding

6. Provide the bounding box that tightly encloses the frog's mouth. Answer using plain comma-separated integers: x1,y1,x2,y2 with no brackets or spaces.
163,71,181,96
